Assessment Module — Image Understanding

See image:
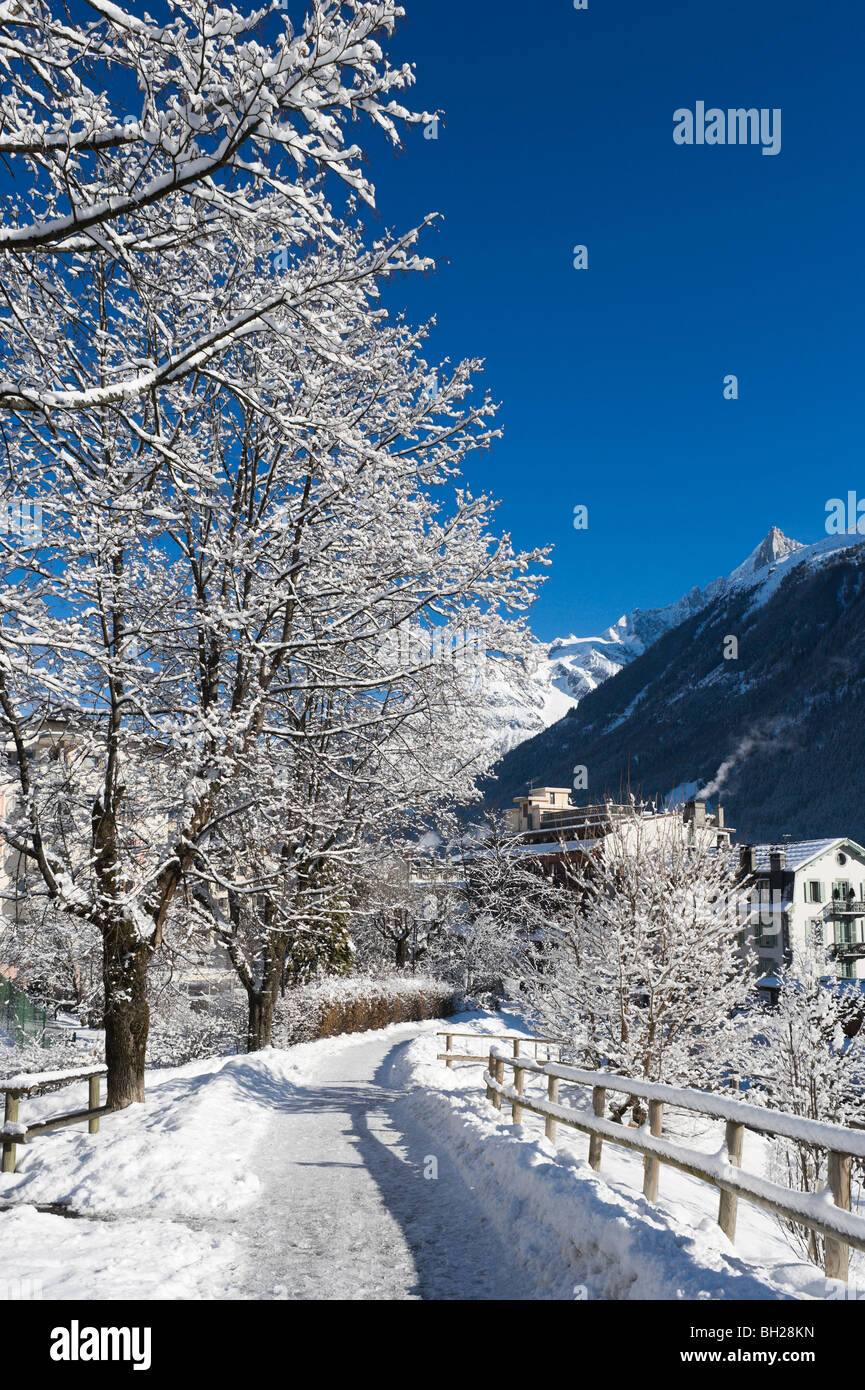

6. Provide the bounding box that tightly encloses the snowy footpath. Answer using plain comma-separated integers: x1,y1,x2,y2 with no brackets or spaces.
0,1014,856,1300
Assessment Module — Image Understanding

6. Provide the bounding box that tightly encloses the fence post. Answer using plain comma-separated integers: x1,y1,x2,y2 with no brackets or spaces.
513,1038,521,1060
512,1065,524,1125
486,1048,496,1105
588,1086,605,1171
494,1055,505,1112
545,1073,559,1146
445,1034,453,1069
88,1074,101,1134
2,1093,19,1174
717,1120,744,1242
825,1151,851,1282
642,1099,663,1202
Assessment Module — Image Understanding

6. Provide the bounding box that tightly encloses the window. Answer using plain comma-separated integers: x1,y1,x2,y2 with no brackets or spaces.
806,880,823,903
809,919,824,949
840,960,856,980
755,918,778,948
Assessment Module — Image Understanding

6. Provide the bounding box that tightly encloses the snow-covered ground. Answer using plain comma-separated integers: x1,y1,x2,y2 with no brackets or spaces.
487,527,865,762
0,1013,855,1300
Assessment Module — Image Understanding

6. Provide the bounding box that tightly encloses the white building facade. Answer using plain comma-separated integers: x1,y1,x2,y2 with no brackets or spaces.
741,839,865,981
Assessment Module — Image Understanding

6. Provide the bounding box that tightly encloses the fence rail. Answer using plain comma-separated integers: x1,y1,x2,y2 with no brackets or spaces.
464,1044,865,1283
436,1031,562,1069
1,1066,108,1174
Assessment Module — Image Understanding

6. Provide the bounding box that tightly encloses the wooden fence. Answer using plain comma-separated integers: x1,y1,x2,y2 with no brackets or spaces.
1,1066,108,1174
437,1031,562,1068
448,1041,865,1283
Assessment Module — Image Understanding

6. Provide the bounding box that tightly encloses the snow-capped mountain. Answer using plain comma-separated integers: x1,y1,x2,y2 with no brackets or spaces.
486,527,837,760
482,530,865,844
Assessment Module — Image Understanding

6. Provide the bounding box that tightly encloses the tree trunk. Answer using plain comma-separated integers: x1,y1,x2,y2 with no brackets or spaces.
102,923,150,1109
247,991,276,1052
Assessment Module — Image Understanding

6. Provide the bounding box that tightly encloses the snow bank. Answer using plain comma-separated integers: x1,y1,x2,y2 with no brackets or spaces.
392,1024,841,1301
0,1013,849,1302
0,1052,282,1218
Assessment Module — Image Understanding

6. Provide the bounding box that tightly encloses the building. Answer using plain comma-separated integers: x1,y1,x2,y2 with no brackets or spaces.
504,787,732,859
504,785,865,984
738,839,865,981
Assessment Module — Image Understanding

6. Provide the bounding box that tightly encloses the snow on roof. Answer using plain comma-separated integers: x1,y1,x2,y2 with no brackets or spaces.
510,838,590,857
751,839,847,871
466,838,591,861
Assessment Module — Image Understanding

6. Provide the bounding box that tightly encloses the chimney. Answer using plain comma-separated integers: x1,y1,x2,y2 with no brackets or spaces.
769,847,786,873
739,845,756,875
715,805,725,829
684,798,707,828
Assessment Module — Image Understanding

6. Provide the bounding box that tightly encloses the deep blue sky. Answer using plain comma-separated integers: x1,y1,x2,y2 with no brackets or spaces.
362,0,864,640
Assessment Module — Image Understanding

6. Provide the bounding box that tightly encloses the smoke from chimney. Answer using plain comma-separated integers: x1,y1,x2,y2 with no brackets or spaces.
699,720,794,801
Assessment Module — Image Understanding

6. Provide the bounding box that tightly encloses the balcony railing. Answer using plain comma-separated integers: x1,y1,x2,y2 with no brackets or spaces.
824,900,865,918
830,941,865,958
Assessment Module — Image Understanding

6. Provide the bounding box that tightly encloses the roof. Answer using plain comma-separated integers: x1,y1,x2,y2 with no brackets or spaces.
751,839,849,872
514,787,573,803
467,838,591,860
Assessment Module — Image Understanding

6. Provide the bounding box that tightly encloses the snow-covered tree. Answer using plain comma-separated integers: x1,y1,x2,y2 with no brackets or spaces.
0,902,103,1026
0,2,548,1104
0,0,431,414
516,803,756,1111
0,221,545,1100
188,768,359,1052
350,841,454,975
758,957,865,1265
450,812,567,999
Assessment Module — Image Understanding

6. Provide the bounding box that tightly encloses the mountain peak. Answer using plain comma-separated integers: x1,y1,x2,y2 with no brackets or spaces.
732,526,803,579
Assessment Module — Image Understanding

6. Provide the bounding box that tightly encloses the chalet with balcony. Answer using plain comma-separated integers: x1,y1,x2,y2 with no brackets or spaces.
738,839,865,981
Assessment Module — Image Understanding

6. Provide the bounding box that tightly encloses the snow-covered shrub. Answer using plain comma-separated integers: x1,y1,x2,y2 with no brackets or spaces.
142,974,246,1068
273,974,458,1046
0,1034,103,1080
145,1006,245,1068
